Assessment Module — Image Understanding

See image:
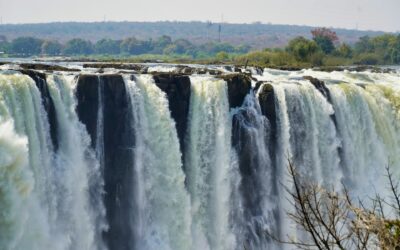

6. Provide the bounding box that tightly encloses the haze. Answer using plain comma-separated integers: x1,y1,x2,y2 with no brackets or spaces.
0,0,399,32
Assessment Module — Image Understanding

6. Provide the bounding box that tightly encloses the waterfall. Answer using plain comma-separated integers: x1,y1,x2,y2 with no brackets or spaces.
185,76,238,250
0,72,105,250
231,90,277,249
1,66,400,250
124,74,192,250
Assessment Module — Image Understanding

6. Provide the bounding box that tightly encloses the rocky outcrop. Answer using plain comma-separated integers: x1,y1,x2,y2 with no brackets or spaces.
21,70,59,150
257,83,277,161
83,63,147,72
20,63,80,72
152,73,191,155
218,73,252,108
76,74,135,250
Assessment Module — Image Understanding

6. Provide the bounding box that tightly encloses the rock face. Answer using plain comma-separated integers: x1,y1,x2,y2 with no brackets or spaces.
76,74,135,250
257,83,277,160
21,70,59,151
218,73,252,108
152,73,191,155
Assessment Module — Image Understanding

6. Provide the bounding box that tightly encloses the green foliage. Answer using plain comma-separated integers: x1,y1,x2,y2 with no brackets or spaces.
11,37,43,56
336,43,353,58
354,53,381,65
313,36,335,54
287,36,319,61
95,39,121,55
63,39,94,55
215,51,229,61
41,40,62,55
151,35,172,54
120,37,153,55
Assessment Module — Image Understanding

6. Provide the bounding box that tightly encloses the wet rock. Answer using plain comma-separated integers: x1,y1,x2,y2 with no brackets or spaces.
83,63,146,72
218,73,252,108
303,76,331,100
20,63,80,72
152,73,191,156
21,70,59,151
76,74,135,250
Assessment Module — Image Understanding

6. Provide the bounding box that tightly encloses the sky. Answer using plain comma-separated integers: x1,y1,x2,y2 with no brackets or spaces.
0,0,399,32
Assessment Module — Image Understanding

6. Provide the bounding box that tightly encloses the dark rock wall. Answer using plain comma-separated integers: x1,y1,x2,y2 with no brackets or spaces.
22,70,59,151
76,74,135,250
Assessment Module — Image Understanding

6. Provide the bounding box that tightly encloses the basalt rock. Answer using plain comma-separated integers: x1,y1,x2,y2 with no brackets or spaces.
218,73,252,108
258,83,277,157
152,73,191,156
21,69,59,151
76,74,135,250
20,63,80,72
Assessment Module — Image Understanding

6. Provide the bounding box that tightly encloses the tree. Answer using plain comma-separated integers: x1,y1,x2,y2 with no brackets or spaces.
120,37,152,55
63,39,94,55
311,28,338,54
268,160,400,249
151,35,172,54
337,43,353,58
163,39,194,55
389,35,400,64
95,39,121,54
287,36,319,61
355,36,374,54
10,37,43,56
41,40,62,55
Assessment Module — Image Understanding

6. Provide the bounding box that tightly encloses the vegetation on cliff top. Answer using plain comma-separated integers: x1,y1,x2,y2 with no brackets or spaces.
0,28,399,68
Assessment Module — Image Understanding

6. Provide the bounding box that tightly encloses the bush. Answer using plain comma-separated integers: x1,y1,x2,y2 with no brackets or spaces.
355,53,381,65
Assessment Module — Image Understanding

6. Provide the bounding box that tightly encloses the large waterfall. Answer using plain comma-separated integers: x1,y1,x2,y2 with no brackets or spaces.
0,64,399,250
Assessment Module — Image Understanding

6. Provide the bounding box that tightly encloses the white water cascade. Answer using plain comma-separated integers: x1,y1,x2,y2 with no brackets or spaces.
124,74,192,250
0,65,400,250
185,76,238,250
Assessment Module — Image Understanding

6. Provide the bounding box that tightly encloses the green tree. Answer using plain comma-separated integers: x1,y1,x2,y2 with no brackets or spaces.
0,36,9,53
215,51,229,61
390,35,400,64
337,43,353,58
95,39,121,54
41,40,62,55
63,39,94,55
163,39,194,55
311,28,338,54
10,37,43,56
287,36,319,61
355,36,373,54
151,35,172,54
120,37,152,55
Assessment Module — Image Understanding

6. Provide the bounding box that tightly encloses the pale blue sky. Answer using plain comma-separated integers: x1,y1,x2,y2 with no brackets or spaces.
0,0,399,32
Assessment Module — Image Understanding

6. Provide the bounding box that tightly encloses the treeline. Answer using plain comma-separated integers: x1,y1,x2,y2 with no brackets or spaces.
235,28,400,67
0,35,250,58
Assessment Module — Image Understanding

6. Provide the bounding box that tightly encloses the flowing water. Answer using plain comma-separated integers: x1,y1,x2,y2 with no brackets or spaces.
0,66,399,249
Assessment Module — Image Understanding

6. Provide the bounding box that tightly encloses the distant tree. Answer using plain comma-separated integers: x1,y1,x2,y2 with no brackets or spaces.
287,36,319,61
235,44,251,54
390,35,400,64
163,39,194,55
95,39,121,54
0,36,9,53
120,37,152,55
215,51,229,61
337,43,353,58
63,39,94,55
311,27,338,54
10,37,43,56
151,35,173,53
41,40,62,55
355,36,374,54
